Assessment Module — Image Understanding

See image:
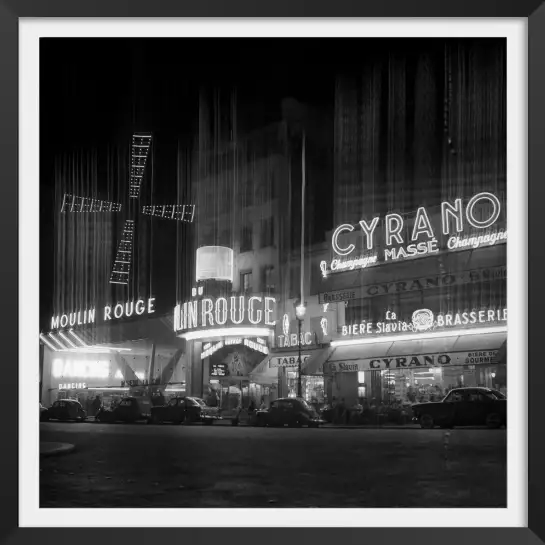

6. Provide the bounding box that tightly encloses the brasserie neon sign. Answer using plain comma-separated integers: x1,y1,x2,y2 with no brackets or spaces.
341,308,507,337
323,192,506,276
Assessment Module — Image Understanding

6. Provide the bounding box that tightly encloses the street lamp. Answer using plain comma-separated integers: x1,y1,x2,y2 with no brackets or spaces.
295,303,306,398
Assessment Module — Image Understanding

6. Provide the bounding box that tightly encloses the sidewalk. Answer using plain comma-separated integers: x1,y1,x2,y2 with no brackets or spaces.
40,442,75,457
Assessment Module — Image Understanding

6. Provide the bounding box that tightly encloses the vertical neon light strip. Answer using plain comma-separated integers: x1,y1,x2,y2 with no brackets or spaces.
109,219,135,285
129,133,152,199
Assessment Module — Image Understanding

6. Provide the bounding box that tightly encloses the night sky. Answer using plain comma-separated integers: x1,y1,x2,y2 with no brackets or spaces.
39,38,471,327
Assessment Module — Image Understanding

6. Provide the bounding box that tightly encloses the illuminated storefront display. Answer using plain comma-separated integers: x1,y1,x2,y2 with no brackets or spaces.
321,192,506,277
325,303,507,406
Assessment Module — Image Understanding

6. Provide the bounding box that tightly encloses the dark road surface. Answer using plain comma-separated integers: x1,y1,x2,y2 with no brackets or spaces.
40,422,506,508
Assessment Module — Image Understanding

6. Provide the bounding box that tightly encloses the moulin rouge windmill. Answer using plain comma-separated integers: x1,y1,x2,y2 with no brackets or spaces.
60,133,195,288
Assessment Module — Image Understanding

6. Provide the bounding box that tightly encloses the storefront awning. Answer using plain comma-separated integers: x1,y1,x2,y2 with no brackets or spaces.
261,346,333,377
326,331,507,371
248,354,278,385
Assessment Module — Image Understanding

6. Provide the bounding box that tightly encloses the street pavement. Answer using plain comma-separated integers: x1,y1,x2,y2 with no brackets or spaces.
40,422,506,508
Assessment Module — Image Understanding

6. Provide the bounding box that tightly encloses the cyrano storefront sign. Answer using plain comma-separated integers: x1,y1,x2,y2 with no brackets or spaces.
326,350,499,372
318,266,506,304
321,192,506,276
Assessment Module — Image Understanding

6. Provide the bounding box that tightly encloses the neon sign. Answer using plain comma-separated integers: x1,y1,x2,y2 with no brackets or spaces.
341,308,507,337
174,295,276,333
243,338,269,355
201,341,224,360
59,382,87,390
50,298,156,330
52,359,110,379
270,355,311,368
325,192,506,275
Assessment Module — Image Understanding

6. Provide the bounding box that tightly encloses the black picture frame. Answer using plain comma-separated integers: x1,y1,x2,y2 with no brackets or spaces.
2,2,538,544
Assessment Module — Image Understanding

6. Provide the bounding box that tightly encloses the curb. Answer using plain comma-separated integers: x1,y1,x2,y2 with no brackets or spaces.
40,442,76,457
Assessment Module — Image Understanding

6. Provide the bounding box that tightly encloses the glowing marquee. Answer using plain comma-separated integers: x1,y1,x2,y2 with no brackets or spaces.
324,192,506,276
341,308,507,337
52,359,110,379
174,295,276,334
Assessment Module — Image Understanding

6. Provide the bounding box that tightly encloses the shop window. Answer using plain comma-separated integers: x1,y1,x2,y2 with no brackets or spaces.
244,180,254,206
289,266,301,299
240,225,253,252
261,217,275,248
241,271,252,293
262,265,276,293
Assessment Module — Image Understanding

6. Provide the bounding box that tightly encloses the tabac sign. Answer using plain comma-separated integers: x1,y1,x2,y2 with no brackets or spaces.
321,192,507,277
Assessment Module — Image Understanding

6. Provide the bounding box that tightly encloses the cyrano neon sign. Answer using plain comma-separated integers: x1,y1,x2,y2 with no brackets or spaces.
325,192,506,275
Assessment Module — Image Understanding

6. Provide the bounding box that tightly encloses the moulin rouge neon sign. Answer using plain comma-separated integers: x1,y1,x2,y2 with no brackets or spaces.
50,298,156,330
174,295,276,334
322,192,507,276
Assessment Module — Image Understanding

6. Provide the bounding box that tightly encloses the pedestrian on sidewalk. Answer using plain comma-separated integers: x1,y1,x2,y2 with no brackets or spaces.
92,396,102,417
335,397,346,425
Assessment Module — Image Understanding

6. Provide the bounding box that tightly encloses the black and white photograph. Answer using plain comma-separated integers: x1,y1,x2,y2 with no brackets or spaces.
17,18,526,528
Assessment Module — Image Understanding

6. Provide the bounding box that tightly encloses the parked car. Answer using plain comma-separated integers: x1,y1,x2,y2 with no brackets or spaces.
96,397,149,423
412,387,506,429
254,397,325,428
149,396,222,425
39,402,47,420
41,399,87,422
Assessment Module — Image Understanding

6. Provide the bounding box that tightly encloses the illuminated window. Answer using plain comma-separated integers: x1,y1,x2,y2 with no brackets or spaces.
262,266,275,293
241,271,252,293
240,226,253,252
244,180,254,206
260,218,274,248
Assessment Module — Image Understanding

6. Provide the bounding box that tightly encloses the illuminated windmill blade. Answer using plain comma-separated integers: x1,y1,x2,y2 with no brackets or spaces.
141,204,195,222
129,133,152,199
109,219,135,285
60,193,122,213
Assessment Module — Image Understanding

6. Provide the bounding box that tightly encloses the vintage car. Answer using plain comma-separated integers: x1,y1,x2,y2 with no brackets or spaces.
254,397,324,428
95,396,150,424
149,396,222,425
41,399,87,422
412,387,506,429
